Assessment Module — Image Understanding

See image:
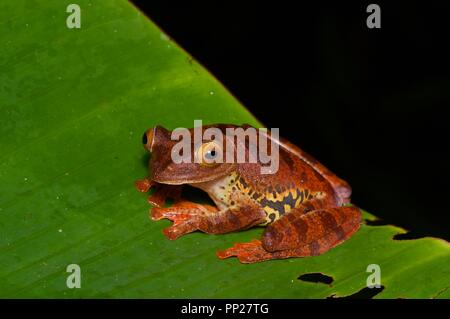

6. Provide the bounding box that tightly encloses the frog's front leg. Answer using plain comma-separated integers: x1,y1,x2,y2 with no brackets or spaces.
135,178,182,207
217,206,361,263
151,201,217,224
152,203,266,240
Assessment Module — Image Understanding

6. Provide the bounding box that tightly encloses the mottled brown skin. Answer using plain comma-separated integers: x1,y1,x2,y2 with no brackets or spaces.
135,124,361,263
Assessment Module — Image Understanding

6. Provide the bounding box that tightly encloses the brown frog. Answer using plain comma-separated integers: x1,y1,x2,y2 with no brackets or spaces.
135,124,361,263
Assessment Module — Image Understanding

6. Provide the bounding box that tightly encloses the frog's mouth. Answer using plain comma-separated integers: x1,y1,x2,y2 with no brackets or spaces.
150,159,236,185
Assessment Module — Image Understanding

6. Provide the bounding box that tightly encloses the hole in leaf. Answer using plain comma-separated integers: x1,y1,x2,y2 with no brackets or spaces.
328,285,385,299
298,273,333,285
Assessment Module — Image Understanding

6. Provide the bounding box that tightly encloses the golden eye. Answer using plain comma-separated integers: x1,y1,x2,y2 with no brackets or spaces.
142,128,154,151
196,141,222,166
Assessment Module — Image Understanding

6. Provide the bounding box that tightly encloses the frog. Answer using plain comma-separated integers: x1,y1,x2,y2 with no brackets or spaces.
135,124,361,263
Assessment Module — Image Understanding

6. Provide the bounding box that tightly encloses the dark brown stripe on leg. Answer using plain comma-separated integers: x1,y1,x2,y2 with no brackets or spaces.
227,211,242,229
309,241,321,256
319,211,338,230
291,218,309,242
334,225,346,242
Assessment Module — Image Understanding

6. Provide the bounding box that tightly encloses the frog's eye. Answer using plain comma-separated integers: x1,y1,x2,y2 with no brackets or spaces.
196,141,222,166
142,128,154,151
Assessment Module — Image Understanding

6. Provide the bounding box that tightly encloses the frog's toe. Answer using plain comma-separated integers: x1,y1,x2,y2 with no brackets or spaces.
163,222,197,240
147,194,166,208
216,239,272,263
150,201,216,221
150,207,166,220
150,207,196,224
150,206,183,221
163,226,181,240
135,178,155,193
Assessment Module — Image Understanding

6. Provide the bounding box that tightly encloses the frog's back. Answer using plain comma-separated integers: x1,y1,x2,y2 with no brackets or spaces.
235,128,352,224
257,128,351,202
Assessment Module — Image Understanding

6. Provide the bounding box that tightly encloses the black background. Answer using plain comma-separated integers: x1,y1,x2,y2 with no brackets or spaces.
131,0,450,240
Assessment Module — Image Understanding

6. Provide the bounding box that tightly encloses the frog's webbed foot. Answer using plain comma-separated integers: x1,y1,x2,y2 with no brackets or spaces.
151,201,218,240
135,178,182,208
216,239,308,263
216,239,275,263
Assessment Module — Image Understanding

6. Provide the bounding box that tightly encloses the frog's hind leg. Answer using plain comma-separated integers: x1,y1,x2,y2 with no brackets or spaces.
262,206,361,254
217,206,361,263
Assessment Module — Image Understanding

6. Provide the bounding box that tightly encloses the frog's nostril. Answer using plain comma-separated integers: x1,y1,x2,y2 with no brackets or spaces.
142,132,148,145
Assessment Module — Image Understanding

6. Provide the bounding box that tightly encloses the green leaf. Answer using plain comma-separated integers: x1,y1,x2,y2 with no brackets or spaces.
1,0,449,298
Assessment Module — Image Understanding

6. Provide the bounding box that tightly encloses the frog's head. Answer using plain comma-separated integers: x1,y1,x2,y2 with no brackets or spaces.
142,125,237,185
